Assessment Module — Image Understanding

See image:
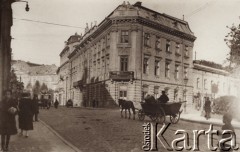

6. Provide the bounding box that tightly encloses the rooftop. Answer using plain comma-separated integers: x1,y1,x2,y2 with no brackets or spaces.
11,60,58,75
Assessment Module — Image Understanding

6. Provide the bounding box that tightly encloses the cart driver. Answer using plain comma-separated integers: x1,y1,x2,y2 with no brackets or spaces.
157,91,169,103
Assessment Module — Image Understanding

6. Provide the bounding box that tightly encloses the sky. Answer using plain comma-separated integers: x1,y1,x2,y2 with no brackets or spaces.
11,0,240,66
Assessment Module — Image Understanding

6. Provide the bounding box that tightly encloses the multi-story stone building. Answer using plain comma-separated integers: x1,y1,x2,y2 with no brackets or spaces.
59,2,196,108
56,33,81,105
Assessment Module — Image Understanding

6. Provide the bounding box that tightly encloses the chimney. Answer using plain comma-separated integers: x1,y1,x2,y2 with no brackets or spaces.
134,1,142,6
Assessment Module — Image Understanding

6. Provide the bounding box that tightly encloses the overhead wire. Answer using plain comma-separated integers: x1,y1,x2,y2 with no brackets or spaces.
185,1,216,19
13,17,85,29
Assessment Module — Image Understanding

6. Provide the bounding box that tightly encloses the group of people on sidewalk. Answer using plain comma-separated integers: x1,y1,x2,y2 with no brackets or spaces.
0,90,39,152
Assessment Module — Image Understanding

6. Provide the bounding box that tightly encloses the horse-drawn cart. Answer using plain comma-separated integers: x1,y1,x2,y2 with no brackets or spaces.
138,101,186,124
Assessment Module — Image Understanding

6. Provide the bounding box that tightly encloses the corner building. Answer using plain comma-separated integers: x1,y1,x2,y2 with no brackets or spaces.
66,2,196,108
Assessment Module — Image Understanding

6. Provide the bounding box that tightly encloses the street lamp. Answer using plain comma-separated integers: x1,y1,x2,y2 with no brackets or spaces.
183,77,188,113
14,0,30,12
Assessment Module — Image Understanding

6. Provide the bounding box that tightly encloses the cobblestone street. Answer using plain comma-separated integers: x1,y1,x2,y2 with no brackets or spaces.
39,107,240,152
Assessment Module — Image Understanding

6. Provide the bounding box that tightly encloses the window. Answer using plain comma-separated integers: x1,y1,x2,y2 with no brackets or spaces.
165,62,170,78
106,54,110,72
98,42,101,51
119,91,127,98
102,39,105,49
197,78,200,88
143,56,149,74
184,67,188,78
154,58,160,76
144,33,151,47
176,43,180,55
155,37,161,50
102,57,105,72
120,56,128,71
106,33,110,47
175,64,179,80
119,85,127,100
121,31,129,43
204,79,207,89
166,40,171,52
185,45,189,57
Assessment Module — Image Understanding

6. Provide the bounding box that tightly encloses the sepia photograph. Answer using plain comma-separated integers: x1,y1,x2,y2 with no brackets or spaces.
0,0,240,151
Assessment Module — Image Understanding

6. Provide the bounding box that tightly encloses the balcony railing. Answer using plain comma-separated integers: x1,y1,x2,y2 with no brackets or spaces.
109,71,134,82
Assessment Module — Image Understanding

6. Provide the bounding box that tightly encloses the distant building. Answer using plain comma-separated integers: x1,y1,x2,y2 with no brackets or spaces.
193,60,240,109
56,33,81,106
58,2,196,108
11,60,58,91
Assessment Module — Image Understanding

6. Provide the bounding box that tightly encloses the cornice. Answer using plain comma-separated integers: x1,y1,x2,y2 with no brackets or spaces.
136,17,196,42
59,46,69,57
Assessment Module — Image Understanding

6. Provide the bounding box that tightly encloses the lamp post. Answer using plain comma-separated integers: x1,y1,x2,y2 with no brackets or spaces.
183,77,188,113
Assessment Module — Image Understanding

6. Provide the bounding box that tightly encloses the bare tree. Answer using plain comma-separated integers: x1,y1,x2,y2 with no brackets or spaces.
224,23,240,69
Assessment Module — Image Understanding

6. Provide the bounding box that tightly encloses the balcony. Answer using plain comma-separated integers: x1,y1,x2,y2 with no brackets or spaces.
73,80,84,88
109,71,134,82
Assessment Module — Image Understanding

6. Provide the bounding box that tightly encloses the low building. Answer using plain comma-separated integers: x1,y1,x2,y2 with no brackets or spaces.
59,2,196,108
192,60,240,110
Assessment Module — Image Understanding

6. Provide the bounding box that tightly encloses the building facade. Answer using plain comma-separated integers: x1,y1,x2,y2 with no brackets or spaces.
56,33,81,106
193,60,240,108
58,2,196,108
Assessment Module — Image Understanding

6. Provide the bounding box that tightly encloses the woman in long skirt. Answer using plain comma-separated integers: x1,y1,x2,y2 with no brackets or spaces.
18,92,34,137
0,90,18,151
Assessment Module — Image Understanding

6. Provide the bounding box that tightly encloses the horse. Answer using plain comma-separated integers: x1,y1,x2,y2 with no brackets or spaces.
118,99,136,120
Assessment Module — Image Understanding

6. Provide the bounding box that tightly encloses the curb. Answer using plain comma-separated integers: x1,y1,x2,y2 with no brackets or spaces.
39,119,82,152
180,118,240,130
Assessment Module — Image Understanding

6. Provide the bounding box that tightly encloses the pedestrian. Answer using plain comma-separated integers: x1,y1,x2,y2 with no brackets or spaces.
54,99,59,109
47,99,51,109
204,97,211,120
32,94,39,122
18,92,34,138
220,113,234,152
157,91,169,104
0,90,18,151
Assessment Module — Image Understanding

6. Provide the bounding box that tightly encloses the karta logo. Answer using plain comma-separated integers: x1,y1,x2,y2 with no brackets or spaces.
142,123,239,151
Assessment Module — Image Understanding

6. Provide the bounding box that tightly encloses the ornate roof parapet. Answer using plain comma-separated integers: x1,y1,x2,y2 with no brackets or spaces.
108,1,195,41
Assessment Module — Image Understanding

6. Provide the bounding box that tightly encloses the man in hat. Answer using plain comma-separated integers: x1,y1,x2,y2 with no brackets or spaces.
157,91,169,103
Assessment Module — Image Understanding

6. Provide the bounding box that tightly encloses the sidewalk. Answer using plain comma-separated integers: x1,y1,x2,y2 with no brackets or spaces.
8,119,79,152
180,108,240,130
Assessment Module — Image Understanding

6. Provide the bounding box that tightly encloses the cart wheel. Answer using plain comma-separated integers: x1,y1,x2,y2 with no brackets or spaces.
170,112,180,124
156,108,165,124
138,109,145,121
150,115,158,121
